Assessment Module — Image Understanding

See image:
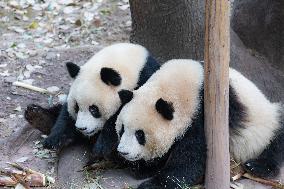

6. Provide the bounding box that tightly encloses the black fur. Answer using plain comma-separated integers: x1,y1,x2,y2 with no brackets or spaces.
118,90,133,105
91,55,160,162
91,105,123,161
42,103,83,151
244,158,279,178
66,62,80,78
136,55,160,88
244,115,284,178
92,73,284,188
100,67,121,86
74,102,79,113
91,105,168,179
229,85,284,178
89,105,101,118
155,98,175,120
29,49,161,161
119,125,124,137
134,84,284,188
138,90,206,188
128,156,169,179
135,130,146,145
228,85,247,134
92,106,169,179
25,104,63,135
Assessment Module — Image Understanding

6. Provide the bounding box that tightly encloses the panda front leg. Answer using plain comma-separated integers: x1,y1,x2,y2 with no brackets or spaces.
244,127,284,178
138,124,207,189
43,103,79,151
25,104,63,134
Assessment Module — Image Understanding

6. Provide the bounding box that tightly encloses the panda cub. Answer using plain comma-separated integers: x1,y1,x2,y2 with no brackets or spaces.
116,59,284,188
25,43,160,151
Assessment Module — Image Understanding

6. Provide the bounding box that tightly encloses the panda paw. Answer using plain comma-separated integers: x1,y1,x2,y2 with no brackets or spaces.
244,158,279,178
43,133,75,152
42,134,62,150
25,104,56,135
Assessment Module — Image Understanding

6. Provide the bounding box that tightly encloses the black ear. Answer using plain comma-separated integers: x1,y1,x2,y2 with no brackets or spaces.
100,67,121,86
118,90,133,104
66,62,80,78
155,98,174,120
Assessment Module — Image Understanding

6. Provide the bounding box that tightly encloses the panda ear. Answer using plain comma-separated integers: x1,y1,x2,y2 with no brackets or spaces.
66,62,80,78
155,98,174,120
118,90,133,105
100,67,121,86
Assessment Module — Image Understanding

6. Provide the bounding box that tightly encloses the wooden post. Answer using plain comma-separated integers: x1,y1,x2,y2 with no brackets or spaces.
204,0,230,189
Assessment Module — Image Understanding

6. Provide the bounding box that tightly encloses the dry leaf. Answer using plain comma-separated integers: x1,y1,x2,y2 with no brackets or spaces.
93,18,101,27
29,21,39,29
0,70,10,77
75,19,82,27
0,64,8,68
8,26,25,33
16,157,29,163
14,106,22,112
47,86,60,93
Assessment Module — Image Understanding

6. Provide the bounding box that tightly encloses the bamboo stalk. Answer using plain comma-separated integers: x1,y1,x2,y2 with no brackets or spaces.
0,163,55,187
6,163,39,175
0,176,17,186
243,173,284,189
12,81,53,94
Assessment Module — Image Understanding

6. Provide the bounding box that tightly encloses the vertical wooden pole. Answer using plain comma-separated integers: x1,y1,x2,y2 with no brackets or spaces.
204,0,230,189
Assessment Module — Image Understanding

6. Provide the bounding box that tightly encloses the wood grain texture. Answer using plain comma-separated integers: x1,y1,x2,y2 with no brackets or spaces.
204,0,230,189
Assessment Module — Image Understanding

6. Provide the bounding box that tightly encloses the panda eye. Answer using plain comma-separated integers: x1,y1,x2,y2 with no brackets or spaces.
119,124,125,137
75,102,79,113
89,105,101,118
135,130,145,145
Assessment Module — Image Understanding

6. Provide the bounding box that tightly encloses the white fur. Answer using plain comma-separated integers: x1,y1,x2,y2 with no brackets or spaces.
67,43,149,136
116,59,204,161
76,111,104,136
117,129,146,161
229,68,281,162
116,59,282,163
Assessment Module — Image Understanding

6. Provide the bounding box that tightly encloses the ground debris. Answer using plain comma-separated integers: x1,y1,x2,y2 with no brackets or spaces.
32,140,57,161
0,162,55,188
230,158,284,189
13,81,54,94
0,0,131,61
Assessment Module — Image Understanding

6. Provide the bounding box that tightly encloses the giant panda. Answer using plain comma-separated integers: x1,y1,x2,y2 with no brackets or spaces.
25,43,160,152
115,59,284,188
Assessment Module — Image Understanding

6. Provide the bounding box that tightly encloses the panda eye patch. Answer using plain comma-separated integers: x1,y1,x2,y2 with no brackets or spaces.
89,105,101,118
135,130,145,145
119,124,125,137
75,102,79,113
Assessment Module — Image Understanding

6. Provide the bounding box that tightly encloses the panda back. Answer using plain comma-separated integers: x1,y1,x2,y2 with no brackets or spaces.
229,68,282,162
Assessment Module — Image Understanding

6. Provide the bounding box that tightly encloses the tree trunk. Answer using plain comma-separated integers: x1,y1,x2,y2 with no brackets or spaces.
231,0,284,71
129,0,205,62
129,0,284,103
204,0,230,188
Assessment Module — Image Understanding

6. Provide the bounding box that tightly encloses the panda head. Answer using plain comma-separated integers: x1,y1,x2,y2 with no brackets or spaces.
115,59,204,161
66,43,155,136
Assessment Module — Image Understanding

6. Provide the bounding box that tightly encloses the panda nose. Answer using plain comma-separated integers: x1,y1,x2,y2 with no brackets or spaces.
119,151,129,156
77,127,87,131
